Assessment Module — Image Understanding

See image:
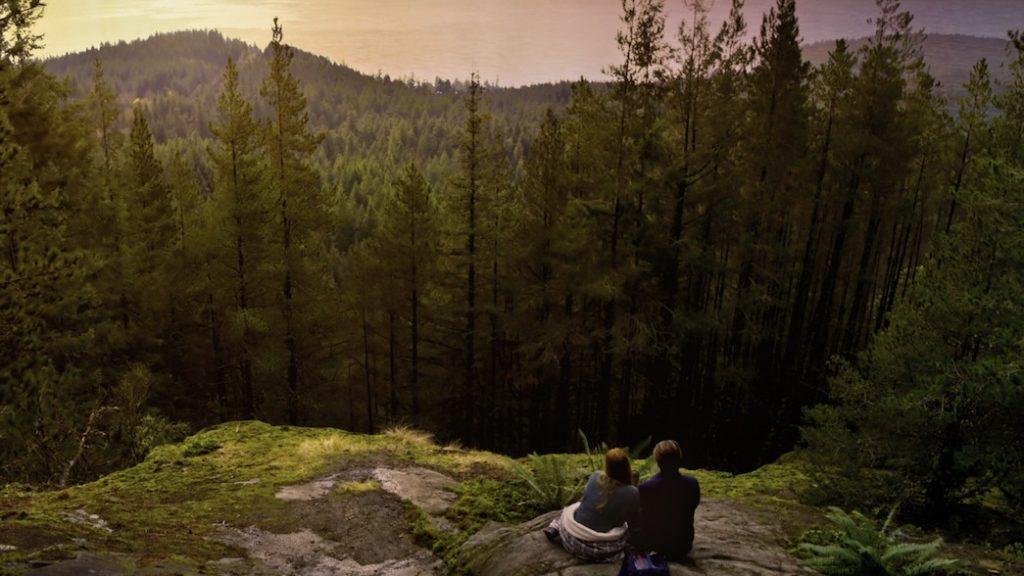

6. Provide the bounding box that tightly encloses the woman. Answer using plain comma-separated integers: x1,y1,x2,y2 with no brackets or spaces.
544,448,640,562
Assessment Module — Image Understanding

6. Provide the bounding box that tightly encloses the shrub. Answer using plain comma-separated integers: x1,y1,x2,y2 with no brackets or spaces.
799,507,958,576
182,437,221,457
132,414,190,457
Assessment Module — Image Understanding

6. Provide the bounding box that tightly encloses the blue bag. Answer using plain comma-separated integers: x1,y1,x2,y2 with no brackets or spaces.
618,551,671,576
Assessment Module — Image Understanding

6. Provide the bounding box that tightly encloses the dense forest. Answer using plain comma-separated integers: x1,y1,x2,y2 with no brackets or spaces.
2,0,1022,523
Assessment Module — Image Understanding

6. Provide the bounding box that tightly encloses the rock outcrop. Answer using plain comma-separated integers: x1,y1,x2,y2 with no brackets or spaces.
461,499,810,576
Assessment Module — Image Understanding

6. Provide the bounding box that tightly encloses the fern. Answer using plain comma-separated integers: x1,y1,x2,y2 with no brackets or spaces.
511,454,586,512
800,508,958,576
577,430,655,482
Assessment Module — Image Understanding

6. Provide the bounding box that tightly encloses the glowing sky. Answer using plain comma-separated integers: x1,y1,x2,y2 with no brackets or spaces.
39,0,1024,86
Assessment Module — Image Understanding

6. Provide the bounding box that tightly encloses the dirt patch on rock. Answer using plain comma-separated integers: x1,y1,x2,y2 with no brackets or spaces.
0,522,65,552
271,489,424,565
209,466,461,574
274,467,457,515
216,524,437,576
23,552,129,576
275,475,344,502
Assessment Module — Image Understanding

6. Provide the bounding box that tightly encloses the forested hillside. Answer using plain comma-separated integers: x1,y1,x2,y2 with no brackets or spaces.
804,33,1013,103
41,30,570,245
2,0,1023,533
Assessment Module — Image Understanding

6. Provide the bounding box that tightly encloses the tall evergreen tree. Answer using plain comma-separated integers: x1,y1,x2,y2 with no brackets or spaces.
374,163,439,425
449,73,486,439
945,59,993,233
260,18,330,424
1,0,102,482
208,56,269,419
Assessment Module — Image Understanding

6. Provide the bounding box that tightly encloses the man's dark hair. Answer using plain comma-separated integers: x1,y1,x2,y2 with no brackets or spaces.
653,440,682,472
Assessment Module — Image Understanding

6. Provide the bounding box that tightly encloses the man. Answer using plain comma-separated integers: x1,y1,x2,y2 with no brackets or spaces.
633,440,701,560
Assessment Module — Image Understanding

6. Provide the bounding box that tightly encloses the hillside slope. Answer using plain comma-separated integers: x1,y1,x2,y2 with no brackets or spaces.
42,31,1008,155
804,34,1013,103
41,30,569,223
42,30,568,163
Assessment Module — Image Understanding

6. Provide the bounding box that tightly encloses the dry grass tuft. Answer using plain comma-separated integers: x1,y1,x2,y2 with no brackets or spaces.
383,426,435,447
295,435,349,463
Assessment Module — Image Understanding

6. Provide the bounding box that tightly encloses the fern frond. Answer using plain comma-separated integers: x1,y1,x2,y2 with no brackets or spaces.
800,507,959,576
901,558,958,576
881,539,941,564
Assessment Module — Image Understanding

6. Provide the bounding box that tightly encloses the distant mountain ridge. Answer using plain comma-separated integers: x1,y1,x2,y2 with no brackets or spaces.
804,34,1013,103
44,30,1010,135
41,30,569,234
42,30,571,143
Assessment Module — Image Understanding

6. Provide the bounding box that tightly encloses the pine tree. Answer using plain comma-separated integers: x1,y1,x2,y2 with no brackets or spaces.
803,152,1024,516
451,73,485,439
727,0,811,459
996,31,1024,165
945,59,992,232
840,0,925,353
516,109,575,450
122,105,176,359
89,59,118,176
260,18,329,424
376,164,438,425
600,0,669,443
787,39,855,393
0,0,102,482
0,0,43,67
209,56,269,419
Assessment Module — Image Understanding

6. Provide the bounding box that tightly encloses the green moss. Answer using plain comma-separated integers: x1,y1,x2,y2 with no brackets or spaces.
334,480,380,495
181,437,220,457
448,477,535,529
0,421,814,573
689,454,812,503
0,422,393,563
403,502,467,574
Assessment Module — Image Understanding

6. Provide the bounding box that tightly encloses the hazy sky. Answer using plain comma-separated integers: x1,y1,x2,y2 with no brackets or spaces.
39,0,1024,86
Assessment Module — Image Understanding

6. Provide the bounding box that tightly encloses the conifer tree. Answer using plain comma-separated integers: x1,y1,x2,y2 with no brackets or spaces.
803,145,1024,517
787,39,855,383
376,164,438,425
209,56,269,419
600,0,668,442
730,0,809,362
127,106,174,260
1,0,101,482
945,59,992,232
123,105,175,357
840,0,925,353
448,73,486,438
88,59,118,174
996,31,1024,165
516,109,577,449
261,18,330,423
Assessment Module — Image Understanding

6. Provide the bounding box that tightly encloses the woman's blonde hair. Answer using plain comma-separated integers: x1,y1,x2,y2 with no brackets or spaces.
596,448,632,509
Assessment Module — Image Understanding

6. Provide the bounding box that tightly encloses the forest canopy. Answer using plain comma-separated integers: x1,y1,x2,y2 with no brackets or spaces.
1,0,1022,524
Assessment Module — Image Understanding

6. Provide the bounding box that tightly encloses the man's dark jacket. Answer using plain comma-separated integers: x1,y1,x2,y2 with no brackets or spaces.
633,469,700,560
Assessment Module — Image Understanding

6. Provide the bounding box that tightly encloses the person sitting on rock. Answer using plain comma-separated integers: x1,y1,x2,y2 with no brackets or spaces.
631,439,701,560
543,448,640,562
